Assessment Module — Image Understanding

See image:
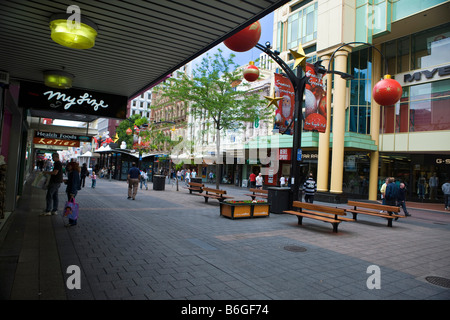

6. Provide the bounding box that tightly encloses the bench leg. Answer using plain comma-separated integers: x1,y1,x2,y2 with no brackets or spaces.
297,216,303,225
204,197,208,203
387,217,393,227
352,212,357,220
332,223,339,233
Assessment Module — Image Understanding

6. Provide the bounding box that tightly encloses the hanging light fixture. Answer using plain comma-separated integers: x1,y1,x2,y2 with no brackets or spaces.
43,70,74,89
49,13,98,49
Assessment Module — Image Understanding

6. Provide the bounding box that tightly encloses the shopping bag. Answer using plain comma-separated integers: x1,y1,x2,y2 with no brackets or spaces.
63,198,79,220
32,172,50,190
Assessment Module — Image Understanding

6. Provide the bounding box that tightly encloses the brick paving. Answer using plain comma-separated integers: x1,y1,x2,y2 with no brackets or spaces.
1,174,450,307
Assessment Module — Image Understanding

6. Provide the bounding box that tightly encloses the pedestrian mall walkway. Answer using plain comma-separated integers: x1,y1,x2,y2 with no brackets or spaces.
1,172,449,304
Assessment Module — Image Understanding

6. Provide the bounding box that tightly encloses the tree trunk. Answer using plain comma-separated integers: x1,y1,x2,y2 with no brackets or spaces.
215,126,220,190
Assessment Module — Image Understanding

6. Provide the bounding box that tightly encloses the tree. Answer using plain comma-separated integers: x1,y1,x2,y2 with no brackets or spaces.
116,114,177,153
156,49,272,189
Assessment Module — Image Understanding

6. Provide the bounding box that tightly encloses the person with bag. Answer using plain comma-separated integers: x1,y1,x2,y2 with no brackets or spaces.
64,161,81,226
41,153,63,216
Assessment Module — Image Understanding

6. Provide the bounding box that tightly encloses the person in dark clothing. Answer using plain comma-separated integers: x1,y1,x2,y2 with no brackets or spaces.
384,177,399,219
127,162,141,200
303,173,317,203
80,163,88,188
397,182,411,217
41,153,63,216
64,161,81,226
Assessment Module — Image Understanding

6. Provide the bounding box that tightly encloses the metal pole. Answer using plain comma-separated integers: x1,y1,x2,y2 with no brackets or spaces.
290,70,306,205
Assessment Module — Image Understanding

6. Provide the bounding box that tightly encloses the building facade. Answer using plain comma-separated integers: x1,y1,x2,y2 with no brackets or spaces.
272,0,450,201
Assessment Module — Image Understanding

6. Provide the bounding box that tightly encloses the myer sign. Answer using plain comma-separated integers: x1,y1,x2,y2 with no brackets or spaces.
397,64,450,86
19,81,128,119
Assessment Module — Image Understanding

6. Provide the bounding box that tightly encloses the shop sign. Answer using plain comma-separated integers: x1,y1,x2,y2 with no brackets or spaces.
19,81,128,119
33,137,80,147
279,148,291,161
33,131,87,147
436,158,450,165
398,65,450,86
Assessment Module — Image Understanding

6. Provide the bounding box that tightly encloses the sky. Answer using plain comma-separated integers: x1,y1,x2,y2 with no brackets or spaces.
191,12,274,69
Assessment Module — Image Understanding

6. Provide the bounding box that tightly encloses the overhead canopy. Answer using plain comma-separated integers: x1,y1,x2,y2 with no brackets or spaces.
1,0,288,121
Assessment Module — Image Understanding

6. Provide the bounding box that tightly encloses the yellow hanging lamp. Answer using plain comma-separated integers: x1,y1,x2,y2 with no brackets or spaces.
43,70,74,89
49,13,98,49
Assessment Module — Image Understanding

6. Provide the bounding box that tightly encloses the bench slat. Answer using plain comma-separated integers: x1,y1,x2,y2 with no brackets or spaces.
292,201,346,216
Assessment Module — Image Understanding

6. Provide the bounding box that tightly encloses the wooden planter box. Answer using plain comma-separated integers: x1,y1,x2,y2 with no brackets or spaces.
220,201,270,219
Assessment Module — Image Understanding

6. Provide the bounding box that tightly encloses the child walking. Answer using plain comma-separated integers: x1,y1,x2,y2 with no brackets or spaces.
91,171,97,188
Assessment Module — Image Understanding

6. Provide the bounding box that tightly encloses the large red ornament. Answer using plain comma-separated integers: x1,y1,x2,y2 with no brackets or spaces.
126,128,132,135
243,61,259,82
224,21,261,52
372,75,403,106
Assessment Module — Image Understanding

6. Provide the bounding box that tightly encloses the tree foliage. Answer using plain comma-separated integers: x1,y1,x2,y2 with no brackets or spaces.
154,49,273,187
116,114,177,153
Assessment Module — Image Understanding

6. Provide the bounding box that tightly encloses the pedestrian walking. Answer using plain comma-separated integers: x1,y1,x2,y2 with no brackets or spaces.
185,169,191,186
127,162,140,200
380,177,389,205
303,173,317,203
140,169,148,190
442,179,450,211
41,152,63,216
91,171,97,188
64,161,80,227
397,182,411,217
249,172,256,188
256,173,263,189
384,177,399,218
80,163,88,188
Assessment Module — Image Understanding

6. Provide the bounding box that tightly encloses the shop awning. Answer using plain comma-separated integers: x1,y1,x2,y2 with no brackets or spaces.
1,0,288,121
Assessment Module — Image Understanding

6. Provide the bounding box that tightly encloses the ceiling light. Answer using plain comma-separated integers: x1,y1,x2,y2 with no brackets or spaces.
49,13,98,49
43,70,74,89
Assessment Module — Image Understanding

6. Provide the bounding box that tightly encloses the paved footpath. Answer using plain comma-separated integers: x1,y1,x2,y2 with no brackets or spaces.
1,174,449,310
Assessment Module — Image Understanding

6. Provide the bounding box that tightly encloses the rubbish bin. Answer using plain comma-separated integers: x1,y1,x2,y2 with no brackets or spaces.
153,175,165,190
268,187,292,214
191,177,202,184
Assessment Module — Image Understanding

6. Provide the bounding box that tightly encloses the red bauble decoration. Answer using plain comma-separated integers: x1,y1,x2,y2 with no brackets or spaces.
126,128,132,135
223,21,261,52
243,61,259,82
372,75,403,106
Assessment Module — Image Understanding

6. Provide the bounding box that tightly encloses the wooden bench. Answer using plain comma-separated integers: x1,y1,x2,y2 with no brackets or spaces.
284,201,353,233
244,188,268,200
187,182,204,194
197,187,234,203
345,200,404,227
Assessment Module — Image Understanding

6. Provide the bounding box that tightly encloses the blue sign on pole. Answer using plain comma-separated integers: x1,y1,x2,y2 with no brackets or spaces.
297,149,302,161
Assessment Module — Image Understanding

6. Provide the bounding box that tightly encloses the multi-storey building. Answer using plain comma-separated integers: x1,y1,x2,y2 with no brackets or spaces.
271,0,450,201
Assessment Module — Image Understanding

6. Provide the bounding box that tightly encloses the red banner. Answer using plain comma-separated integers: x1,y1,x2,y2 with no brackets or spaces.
273,73,295,135
304,63,327,133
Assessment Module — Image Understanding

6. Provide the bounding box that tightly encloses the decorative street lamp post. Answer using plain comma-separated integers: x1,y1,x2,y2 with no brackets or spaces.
224,23,402,205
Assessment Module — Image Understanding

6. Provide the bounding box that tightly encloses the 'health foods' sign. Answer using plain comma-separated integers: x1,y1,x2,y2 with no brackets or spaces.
19,81,128,119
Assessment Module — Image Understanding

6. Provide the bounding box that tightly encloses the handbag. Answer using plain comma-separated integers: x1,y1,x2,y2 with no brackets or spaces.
63,198,79,220
32,172,50,190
